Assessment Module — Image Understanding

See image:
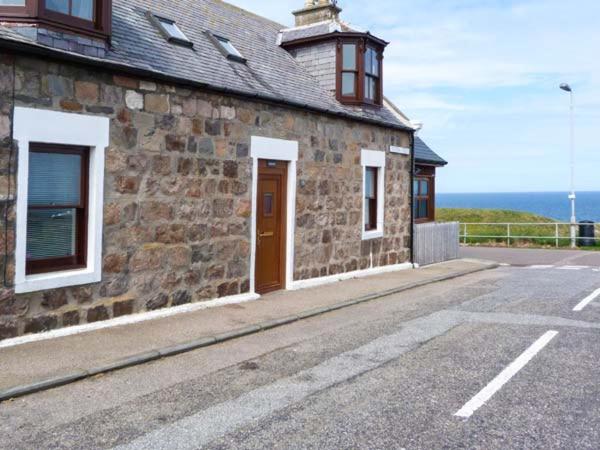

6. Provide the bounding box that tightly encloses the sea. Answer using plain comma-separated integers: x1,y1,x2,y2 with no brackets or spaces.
437,191,600,222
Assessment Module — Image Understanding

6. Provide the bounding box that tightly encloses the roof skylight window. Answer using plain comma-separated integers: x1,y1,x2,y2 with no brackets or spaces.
208,33,246,63
149,13,193,48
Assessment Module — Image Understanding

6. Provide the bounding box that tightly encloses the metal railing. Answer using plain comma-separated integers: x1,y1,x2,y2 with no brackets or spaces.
459,222,600,248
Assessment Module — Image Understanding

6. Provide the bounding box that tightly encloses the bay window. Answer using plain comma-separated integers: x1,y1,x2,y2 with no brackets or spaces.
0,0,111,38
336,38,383,106
46,0,94,20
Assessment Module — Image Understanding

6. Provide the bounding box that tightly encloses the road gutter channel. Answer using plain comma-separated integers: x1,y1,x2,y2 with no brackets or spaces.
0,263,498,403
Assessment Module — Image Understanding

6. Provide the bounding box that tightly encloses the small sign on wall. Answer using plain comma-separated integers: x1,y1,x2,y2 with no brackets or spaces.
390,146,410,156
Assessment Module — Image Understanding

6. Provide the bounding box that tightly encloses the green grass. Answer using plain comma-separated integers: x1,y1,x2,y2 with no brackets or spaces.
437,208,600,249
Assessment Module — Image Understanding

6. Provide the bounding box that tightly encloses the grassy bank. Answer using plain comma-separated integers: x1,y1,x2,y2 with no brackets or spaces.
437,208,600,249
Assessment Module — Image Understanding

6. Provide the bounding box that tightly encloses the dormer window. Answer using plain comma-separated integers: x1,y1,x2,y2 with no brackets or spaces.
336,39,383,107
0,0,111,39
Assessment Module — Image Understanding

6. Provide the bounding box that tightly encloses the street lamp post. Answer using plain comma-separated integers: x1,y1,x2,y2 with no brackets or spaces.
560,83,577,248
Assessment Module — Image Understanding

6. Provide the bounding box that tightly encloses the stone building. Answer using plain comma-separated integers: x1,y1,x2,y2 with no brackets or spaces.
0,0,432,339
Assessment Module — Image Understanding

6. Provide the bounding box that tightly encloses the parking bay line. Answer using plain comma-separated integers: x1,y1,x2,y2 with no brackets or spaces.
557,266,589,271
454,330,559,419
573,288,600,312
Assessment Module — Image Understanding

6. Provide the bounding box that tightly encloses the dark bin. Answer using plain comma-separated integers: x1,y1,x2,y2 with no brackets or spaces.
578,221,596,247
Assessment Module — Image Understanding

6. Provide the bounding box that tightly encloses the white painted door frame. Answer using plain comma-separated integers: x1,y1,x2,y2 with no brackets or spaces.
249,136,298,294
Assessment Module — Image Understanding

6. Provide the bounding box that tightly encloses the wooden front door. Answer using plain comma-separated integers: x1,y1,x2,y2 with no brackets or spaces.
255,160,287,294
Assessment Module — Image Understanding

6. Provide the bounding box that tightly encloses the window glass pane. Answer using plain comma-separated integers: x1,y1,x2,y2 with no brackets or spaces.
28,152,82,206
420,180,429,195
413,180,419,195
365,48,379,76
0,0,26,5
343,44,356,70
372,50,379,76
365,168,376,199
365,76,376,101
72,0,93,20
27,208,76,260
418,200,428,219
159,19,189,41
263,193,273,217
46,0,68,14
364,198,370,228
342,72,356,96
217,37,243,58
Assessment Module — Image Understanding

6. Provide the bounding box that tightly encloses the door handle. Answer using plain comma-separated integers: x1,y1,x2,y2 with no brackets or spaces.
259,232,274,238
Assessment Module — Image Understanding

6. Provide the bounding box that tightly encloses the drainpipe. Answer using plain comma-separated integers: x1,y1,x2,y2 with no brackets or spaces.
409,129,415,267
3,59,16,289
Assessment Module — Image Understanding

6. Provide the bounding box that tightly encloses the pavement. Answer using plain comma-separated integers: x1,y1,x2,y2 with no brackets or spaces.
0,258,495,401
460,246,600,267
2,260,600,449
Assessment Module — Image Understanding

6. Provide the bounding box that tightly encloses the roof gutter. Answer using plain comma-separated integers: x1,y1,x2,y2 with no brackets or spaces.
415,159,448,167
0,37,411,133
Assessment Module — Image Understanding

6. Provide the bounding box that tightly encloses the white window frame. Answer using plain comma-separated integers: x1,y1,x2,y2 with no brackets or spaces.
13,107,109,294
361,149,386,240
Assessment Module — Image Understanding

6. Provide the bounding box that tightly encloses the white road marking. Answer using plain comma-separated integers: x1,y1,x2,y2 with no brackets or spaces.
114,312,463,450
454,330,559,419
556,266,589,271
527,265,555,270
573,288,600,312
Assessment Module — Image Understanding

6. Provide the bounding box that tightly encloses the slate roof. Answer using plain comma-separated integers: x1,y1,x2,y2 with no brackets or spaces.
279,19,368,45
414,137,447,166
0,0,411,131
279,21,339,44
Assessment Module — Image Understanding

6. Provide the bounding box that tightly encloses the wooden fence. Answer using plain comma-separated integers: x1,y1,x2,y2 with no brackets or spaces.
414,222,460,266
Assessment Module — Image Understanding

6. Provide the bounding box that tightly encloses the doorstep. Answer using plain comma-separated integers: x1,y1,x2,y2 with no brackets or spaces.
0,259,497,401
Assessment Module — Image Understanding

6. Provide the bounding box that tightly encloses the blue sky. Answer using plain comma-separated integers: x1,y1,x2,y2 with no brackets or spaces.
227,0,599,193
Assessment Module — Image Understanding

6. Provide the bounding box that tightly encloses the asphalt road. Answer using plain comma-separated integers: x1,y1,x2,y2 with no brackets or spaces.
460,246,600,267
2,265,600,449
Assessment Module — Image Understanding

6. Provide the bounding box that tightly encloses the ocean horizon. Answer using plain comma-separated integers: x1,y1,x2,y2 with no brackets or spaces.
437,191,600,222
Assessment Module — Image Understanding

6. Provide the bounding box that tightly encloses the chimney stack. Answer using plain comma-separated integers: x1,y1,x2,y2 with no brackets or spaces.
293,0,342,27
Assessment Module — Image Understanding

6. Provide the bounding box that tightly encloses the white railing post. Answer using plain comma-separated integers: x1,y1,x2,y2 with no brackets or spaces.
507,224,511,247
463,223,468,245
555,224,559,248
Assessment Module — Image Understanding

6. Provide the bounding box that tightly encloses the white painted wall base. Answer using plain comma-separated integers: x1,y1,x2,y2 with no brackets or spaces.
289,263,415,291
0,292,260,350
1,263,416,349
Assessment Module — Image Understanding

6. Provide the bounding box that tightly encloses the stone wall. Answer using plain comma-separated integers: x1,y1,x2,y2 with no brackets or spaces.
0,51,411,340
